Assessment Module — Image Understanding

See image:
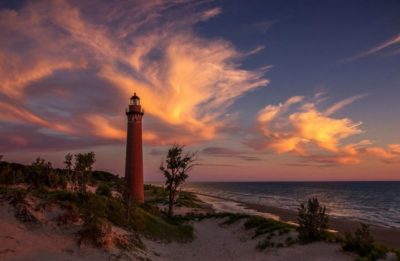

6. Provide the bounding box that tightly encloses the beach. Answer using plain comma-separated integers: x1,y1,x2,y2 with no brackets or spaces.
195,192,400,249
144,218,355,261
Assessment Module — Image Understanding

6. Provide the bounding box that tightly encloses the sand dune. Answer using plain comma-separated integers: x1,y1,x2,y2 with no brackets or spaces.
2,192,397,261
145,218,355,261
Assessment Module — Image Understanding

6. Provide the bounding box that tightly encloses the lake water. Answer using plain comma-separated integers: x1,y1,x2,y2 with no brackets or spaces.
182,182,400,228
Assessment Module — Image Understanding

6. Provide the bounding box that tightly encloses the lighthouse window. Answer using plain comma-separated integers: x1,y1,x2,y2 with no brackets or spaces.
130,98,139,105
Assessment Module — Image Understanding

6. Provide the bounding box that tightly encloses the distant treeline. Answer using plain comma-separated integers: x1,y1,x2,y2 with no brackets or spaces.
0,153,122,193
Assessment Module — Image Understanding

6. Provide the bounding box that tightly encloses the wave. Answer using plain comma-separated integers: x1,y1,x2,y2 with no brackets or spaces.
183,181,400,228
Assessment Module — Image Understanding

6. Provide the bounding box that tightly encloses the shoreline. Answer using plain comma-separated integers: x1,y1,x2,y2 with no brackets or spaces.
193,192,400,249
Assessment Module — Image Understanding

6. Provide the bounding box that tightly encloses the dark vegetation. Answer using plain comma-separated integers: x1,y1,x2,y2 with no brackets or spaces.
178,199,400,259
0,155,194,250
297,197,329,243
295,198,398,261
176,212,296,251
160,144,197,216
341,223,396,261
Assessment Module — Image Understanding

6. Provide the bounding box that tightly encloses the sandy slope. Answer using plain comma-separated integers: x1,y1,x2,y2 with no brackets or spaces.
0,198,114,261
1,196,358,261
145,218,356,261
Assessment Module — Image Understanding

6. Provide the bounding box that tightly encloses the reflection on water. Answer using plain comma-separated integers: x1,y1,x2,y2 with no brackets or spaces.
182,182,400,228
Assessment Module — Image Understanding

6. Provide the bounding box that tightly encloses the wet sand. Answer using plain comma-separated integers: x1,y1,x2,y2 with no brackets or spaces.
194,192,400,249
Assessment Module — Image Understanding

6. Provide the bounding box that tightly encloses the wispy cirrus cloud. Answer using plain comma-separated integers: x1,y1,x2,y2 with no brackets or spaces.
0,0,269,151
324,93,369,116
250,93,400,166
342,33,400,63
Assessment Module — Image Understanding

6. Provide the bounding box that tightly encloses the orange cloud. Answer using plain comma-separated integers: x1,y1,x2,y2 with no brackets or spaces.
290,109,362,152
85,114,125,140
100,34,268,143
257,95,362,154
0,102,72,134
0,0,268,149
255,94,400,166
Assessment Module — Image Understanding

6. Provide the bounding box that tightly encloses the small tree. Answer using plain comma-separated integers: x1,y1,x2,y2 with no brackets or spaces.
74,152,96,193
64,153,73,182
160,144,196,216
297,198,329,243
30,157,48,188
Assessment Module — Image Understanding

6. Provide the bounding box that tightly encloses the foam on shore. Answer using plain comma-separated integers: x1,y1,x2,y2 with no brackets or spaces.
196,193,280,220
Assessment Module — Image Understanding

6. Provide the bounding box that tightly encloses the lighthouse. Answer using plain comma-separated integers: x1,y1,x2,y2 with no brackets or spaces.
125,93,144,203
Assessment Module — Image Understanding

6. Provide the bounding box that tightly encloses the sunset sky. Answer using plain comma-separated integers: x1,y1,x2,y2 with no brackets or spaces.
1,0,399,181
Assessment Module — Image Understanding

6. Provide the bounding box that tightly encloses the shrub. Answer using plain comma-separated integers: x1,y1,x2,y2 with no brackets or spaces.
285,236,296,246
57,204,80,226
7,190,27,206
105,197,126,227
128,206,193,242
91,170,118,183
50,190,79,202
256,239,274,250
297,198,329,243
14,204,39,224
78,196,111,247
342,223,386,260
96,183,112,197
342,223,373,255
0,162,26,185
78,213,112,247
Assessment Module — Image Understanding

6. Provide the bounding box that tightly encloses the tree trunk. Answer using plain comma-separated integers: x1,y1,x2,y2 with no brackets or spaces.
168,188,174,216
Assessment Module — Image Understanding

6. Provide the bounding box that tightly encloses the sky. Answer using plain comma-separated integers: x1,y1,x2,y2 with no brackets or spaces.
0,0,399,181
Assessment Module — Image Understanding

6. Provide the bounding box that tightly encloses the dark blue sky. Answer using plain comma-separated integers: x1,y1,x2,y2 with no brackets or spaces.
193,0,400,142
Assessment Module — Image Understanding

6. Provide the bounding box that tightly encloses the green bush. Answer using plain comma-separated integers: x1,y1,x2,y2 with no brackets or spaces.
128,206,193,242
105,197,126,227
78,212,111,247
57,204,80,226
342,223,386,260
14,204,40,225
91,170,118,183
7,189,27,206
77,195,111,247
256,239,274,250
96,183,112,197
297,198,329,243
0,162,26,185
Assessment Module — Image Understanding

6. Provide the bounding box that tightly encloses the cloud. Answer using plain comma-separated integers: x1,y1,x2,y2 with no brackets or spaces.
0,0,269,151
342,33,400,62
202,7,222,20
252,93,400,166
255,94,363,154
202,146,261,161
324,93,369,116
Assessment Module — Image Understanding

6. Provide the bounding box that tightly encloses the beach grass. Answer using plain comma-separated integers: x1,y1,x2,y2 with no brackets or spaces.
0,185,194,244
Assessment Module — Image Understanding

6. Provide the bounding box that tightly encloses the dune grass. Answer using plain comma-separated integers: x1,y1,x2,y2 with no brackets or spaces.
1,185,194,244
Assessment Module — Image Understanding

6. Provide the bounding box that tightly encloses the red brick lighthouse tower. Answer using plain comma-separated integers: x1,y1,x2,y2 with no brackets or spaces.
125,93,144,203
